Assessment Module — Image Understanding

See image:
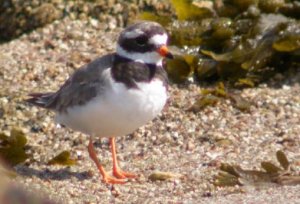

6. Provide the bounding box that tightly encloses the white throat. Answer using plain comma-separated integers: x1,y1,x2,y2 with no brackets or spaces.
116,45,163,66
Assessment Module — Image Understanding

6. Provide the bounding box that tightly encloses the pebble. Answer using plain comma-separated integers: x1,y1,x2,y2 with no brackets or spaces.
1,12,300,204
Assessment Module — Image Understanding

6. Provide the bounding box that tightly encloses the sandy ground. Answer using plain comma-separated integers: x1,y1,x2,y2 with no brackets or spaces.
1,17,300,204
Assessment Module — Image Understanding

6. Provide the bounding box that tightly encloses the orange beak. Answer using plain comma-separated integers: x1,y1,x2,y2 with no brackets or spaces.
157,45,173,59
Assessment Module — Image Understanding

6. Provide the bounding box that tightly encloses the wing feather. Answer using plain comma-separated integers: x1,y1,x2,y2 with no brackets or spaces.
26,54,114,112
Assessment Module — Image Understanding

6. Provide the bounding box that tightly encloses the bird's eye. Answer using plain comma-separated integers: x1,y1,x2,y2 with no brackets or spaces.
135,36,148,46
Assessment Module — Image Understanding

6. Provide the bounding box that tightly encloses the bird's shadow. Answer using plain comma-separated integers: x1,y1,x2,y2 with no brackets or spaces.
15,165,92,181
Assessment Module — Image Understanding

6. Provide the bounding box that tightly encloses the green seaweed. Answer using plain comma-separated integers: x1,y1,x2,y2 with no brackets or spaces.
171,0,214,21
47,151,77,166
138,12,172,27
139,1,300,86
0,129,30,166
165,53,197,83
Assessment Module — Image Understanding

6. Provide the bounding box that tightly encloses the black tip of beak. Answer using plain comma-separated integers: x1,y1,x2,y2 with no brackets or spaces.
166,52,174,59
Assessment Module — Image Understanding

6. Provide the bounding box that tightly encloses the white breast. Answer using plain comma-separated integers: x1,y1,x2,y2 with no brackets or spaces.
56,69,167,137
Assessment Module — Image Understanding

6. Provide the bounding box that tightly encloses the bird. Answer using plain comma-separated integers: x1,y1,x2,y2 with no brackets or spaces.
26,21,173,184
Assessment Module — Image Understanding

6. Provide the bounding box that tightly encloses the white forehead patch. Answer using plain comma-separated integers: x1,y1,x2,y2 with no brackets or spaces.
149,34,168,45
123,29,144,39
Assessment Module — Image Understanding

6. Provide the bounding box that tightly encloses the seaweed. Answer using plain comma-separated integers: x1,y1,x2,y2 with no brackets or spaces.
214,150,300,187
189,82,251,112
0,129,30,166
140,0,300,85
148,171,183,181
47,151,77,166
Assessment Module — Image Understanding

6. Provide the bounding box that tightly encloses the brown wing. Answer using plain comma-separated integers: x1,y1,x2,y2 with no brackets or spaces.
26,53,115,112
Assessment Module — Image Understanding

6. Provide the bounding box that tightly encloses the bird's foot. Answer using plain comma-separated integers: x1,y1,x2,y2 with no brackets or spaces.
113,167,137,179
102,174,126,184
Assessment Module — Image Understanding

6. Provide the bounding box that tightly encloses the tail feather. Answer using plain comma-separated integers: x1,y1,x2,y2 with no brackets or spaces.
25,92,55,109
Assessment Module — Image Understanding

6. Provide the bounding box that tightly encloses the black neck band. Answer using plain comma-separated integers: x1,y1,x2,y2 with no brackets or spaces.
111,54,165,89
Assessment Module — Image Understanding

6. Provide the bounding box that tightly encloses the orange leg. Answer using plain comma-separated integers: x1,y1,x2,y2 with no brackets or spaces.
87,138,125,184
110,137,136,179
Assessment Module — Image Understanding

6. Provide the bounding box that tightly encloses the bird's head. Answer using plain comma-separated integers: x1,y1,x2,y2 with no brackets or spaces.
116,21,173,65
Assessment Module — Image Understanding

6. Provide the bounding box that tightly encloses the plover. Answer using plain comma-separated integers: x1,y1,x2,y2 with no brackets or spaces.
26,21,173,184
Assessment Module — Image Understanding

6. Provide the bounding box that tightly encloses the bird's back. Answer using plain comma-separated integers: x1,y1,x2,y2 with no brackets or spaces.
26,53,115,112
